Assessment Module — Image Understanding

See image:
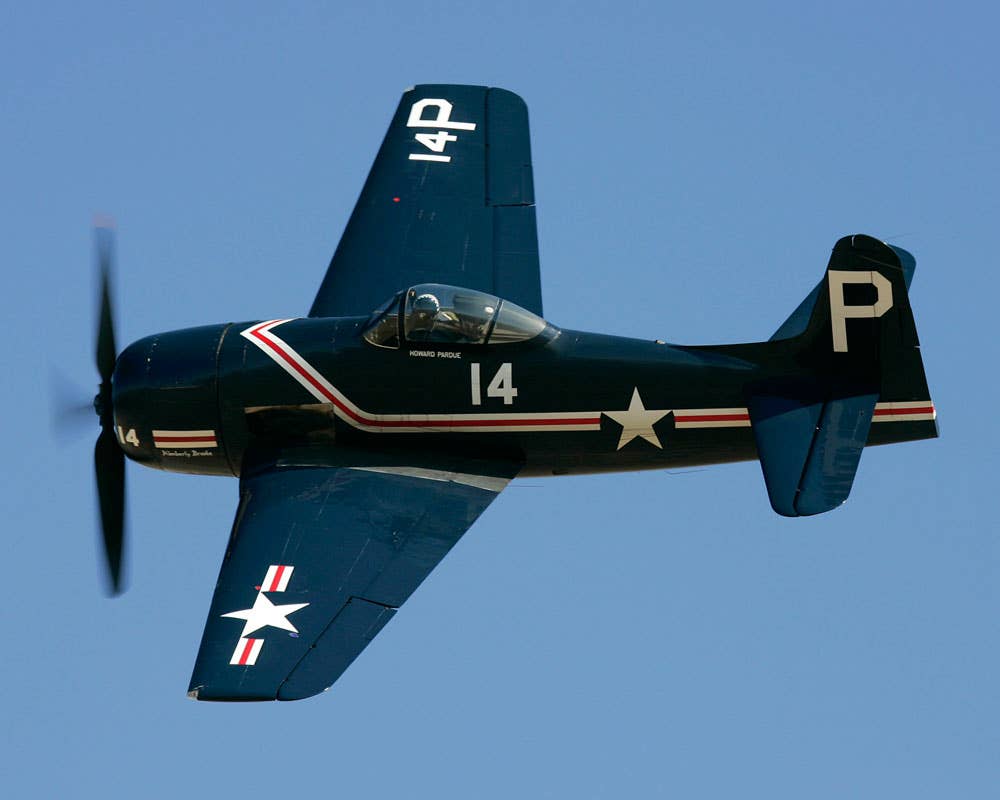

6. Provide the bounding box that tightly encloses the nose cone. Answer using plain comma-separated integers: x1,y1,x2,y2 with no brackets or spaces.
112,323,232,474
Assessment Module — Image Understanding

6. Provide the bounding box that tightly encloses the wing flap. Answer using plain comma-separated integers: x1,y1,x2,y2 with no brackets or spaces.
485,87,535,205
493,205,543,316
280,598,395,701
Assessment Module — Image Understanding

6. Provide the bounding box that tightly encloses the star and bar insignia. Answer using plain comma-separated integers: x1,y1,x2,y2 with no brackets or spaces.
222,565,308,666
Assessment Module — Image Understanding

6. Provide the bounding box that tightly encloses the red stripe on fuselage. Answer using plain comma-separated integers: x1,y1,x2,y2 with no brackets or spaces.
874,406,935,417
248,322,599,430
248,323,341,406
675,413,750,423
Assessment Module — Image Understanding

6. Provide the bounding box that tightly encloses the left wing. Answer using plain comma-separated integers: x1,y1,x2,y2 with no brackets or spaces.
188,456,516,701
309,84,542,318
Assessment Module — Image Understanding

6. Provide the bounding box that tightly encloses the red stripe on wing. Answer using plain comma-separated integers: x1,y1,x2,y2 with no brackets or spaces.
268,565,285,593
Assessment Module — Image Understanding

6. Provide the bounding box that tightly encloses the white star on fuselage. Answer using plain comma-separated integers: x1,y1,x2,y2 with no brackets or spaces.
603,387,671,450
222,592,310,638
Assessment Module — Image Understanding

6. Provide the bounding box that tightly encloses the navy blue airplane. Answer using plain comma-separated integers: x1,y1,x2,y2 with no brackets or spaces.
90,85,936,701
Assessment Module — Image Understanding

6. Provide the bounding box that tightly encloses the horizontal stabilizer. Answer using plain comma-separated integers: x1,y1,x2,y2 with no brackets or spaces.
749,393,877,516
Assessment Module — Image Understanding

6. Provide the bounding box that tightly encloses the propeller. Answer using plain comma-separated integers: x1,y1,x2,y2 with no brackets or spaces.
93,222,126,594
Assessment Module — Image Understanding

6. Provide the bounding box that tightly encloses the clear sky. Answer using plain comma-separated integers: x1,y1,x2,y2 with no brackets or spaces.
4,1,998,797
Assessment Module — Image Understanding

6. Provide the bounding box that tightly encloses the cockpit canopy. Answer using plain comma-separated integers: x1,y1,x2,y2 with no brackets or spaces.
363,284,548,348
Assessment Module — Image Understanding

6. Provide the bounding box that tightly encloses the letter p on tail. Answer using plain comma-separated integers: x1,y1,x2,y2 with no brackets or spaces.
828,269,893,352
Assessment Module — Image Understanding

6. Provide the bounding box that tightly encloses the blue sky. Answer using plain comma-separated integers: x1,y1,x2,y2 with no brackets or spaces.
4,2,998,797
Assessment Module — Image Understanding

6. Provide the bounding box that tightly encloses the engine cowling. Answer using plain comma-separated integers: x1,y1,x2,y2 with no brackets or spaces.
112,323,233,475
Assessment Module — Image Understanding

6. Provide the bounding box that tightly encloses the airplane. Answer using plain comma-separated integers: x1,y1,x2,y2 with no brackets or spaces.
88,84,937,701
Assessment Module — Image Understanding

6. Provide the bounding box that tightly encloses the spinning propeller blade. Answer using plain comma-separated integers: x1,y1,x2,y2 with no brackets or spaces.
93,222,126,594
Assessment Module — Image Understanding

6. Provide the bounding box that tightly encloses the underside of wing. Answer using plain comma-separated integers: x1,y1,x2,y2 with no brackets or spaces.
188,455,517,701
309,84,543,318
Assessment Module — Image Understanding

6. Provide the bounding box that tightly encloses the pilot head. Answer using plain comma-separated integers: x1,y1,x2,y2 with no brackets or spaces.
410,292,441,332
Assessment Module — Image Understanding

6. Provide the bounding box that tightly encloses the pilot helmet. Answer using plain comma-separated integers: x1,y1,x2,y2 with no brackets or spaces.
410,292,441,331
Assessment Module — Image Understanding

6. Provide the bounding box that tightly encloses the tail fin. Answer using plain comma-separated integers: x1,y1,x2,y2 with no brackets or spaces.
750,234,937,517
770,239,916,342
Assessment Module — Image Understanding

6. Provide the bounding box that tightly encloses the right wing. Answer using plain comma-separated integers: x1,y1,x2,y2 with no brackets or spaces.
188,455,517,701
309,84,543,318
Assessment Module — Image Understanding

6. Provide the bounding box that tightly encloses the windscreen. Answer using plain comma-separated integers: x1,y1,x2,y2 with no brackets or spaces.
363,284,548,348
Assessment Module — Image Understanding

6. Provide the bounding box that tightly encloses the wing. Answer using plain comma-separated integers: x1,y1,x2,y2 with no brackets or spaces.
188,456,516,701
309,84,542,318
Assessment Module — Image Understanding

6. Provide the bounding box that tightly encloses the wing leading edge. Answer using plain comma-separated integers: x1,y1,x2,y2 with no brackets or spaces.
188,458,516,701
309,84,542,318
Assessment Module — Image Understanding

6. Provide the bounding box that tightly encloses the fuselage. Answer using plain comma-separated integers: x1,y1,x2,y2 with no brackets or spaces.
111,314,923,480
111,315,767,477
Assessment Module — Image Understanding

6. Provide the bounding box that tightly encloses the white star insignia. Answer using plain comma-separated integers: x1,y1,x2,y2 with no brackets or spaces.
603,387,671,450
221,592,310,638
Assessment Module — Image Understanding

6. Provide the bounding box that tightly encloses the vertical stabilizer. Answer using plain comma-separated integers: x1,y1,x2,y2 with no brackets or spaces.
750,235,936,517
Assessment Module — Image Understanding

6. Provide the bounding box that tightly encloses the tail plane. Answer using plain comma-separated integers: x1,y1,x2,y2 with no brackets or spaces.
750,234,936,517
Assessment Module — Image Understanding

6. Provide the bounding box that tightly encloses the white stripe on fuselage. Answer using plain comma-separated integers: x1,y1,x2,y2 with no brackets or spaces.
240,321,935,436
